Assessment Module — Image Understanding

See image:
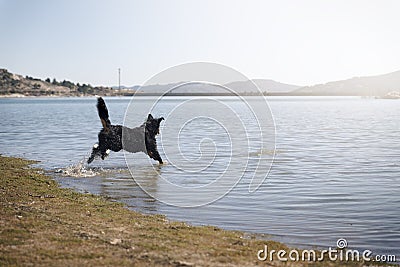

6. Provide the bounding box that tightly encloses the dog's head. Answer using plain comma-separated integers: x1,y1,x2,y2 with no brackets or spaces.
145,114,164,136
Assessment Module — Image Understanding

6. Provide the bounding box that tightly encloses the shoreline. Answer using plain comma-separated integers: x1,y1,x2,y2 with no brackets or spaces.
0,94,368,99
0,155,391,266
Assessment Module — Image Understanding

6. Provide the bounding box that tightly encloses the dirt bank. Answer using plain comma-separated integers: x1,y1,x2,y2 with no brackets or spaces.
0,155,382,266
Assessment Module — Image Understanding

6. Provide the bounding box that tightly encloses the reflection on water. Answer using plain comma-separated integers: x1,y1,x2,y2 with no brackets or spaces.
0,96,399,258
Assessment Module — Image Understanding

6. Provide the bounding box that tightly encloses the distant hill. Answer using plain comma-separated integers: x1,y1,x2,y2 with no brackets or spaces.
295,70,400,96
0,69,70,96
3,68,400,97
225,79,300,93
0,69,135,97
120,79,300,94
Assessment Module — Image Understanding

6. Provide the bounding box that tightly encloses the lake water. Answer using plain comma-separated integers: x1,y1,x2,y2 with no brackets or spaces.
0,96,399,259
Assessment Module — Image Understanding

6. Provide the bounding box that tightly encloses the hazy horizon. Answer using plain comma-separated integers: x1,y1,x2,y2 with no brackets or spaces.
1,0,400,87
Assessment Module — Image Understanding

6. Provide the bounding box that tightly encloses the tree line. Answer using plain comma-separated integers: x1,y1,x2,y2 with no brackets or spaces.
43,77,104,94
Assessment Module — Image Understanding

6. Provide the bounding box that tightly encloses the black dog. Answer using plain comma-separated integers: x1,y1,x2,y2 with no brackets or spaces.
87,97,164,164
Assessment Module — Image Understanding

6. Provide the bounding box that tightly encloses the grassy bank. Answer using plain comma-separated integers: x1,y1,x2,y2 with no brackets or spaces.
0,155,389,266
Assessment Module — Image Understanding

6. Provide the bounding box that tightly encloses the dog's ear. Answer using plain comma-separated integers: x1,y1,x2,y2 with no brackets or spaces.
147,114,154,121
158,117,164,122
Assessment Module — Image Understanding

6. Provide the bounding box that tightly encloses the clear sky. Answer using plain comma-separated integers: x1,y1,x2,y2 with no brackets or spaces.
1,0,399,86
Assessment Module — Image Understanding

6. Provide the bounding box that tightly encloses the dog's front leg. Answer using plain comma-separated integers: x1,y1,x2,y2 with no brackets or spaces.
100,148,111,160
88,144,100,164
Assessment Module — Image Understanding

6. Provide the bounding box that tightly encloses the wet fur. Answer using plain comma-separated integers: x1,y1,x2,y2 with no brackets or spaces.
88,97,164,164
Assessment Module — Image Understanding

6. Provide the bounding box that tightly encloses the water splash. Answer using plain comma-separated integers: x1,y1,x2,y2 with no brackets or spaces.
55,158,99,177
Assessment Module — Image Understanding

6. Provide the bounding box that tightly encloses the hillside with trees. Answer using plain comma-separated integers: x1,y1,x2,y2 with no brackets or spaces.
0,69,134,97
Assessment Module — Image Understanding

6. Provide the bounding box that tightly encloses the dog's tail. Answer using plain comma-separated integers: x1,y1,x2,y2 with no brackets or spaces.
97,97,111,130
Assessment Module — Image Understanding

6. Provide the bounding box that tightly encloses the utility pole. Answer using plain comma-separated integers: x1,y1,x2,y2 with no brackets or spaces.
118,68,121,90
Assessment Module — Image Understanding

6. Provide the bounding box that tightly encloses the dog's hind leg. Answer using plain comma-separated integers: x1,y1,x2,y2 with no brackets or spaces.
148,150,163,164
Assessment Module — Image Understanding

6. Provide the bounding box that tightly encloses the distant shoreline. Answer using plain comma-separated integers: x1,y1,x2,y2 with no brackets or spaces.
0,92,377,98
2,68,400,99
